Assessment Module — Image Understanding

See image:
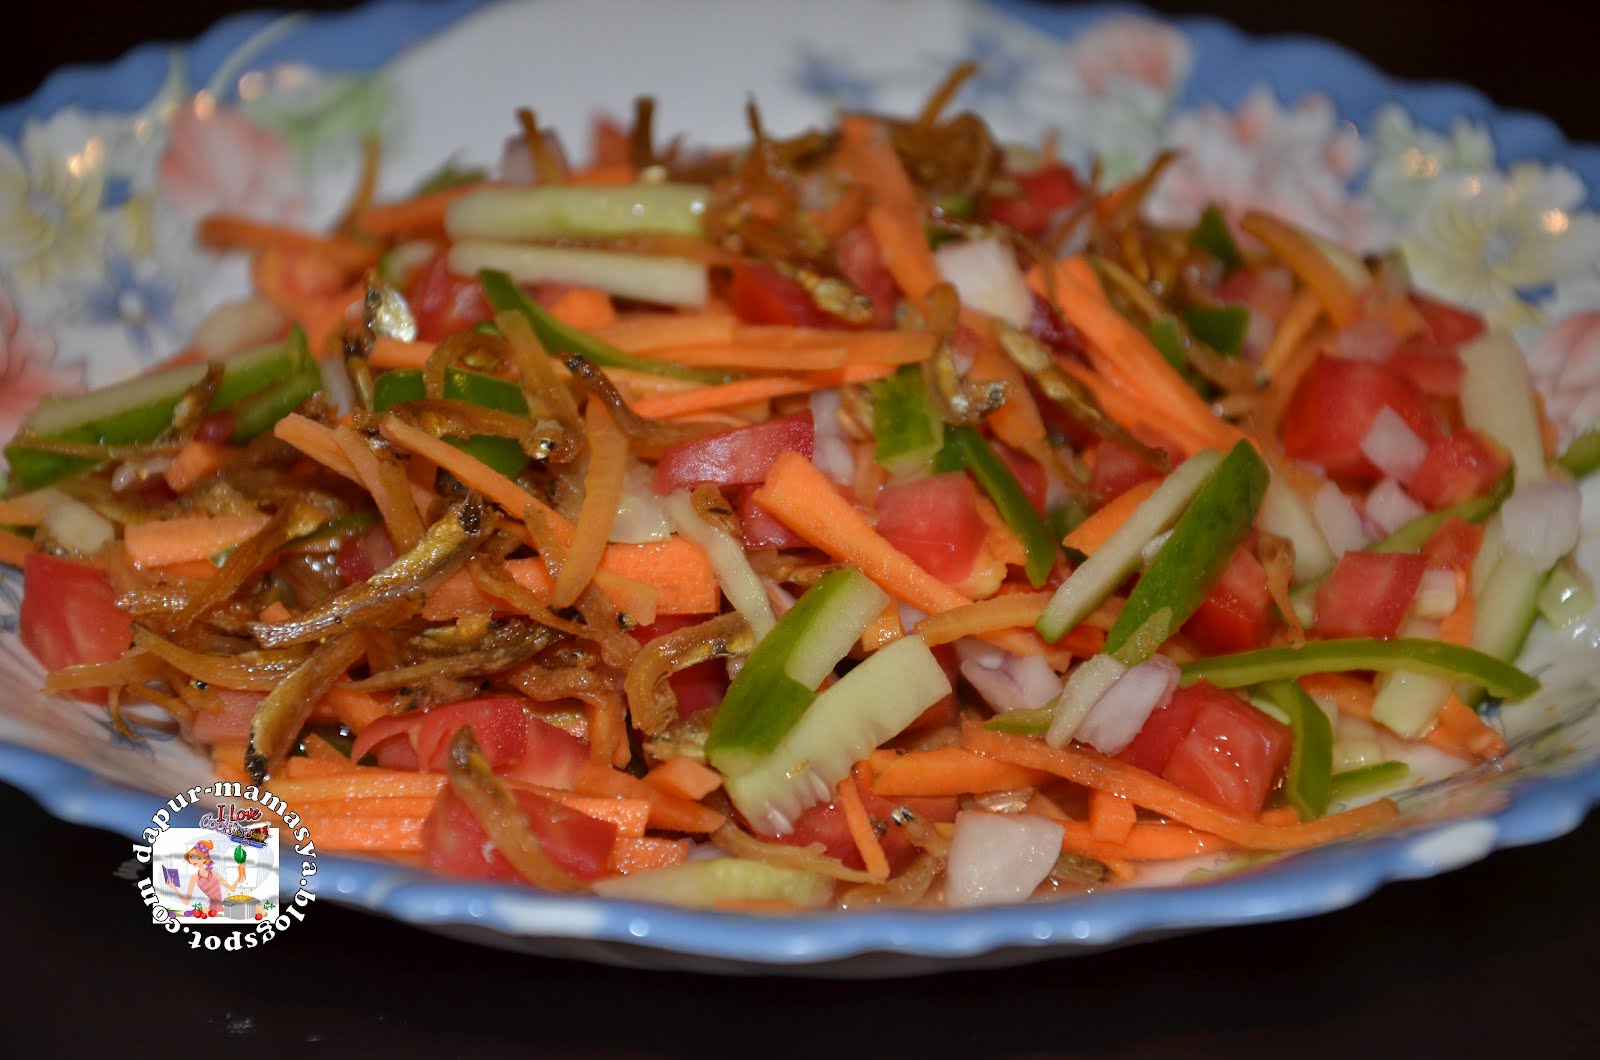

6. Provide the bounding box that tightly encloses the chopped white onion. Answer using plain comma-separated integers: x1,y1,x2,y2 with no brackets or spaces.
1364,478,1426,535
933,238,1032,328
955,641,1063,713
808,389,855,486
1412,569,1460,620
610,465,674,543
188,298,286,360
944,810,1065,908
1359,406,1429,482
1045,653,1127,748
666,490,776,640
1074,655,1180,756
1501,478,1582,570
319,353,355,417
1313,480,1371,556
38,494,116,558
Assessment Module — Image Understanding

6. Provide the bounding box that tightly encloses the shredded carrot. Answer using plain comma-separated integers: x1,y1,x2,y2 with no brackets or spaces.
274,412,362,483
301,732,350,763
258,600,293,624
269,771,447,802
731,326,939,365
973,495,1029,570
608,836,690,875
554,401,628,607
1431,694,1510,760
835,116,942,302
322,687,398,733
590,314,737,352
123,513,271,569
198,215,380,274
1060,819,1233,861
871,745,1053,797
1062,478,1161,555
351,181,484,239
753,450,972,617
1239,210,1361,329
628,365,892,420
540,791,650,837
547,287,618,331
1258,806,1301,827
837,766,891,881
0,492,64,526
642,757,724,802
424,550,708,620
1088,789,1138,843
571,762,726,833
963,721,1399,851
1259,287,1324,378
334,426,424,552
629,343,848,373
163,439,238,494
0,529,32,569
299,815,425,853
913,590,1045,645
858,603,904,653
368,335,436,369
962,311,1046,449
154,559,220,581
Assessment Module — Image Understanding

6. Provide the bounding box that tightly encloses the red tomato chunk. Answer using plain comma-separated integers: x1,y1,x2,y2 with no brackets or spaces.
1282,355,1442,482
1314,550,1426,639
19,553,133,702
424,787,617,882
1159,682,1293,817
1181,547,1276,655
653,412,814,494
408,251,493,341
1407,430,1510,510
875,472,986,584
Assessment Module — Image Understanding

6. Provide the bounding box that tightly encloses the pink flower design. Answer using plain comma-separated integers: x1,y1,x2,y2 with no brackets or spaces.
1062,14,1192,98
1526,310,1600,449
156,95,303,223
0,281,85,467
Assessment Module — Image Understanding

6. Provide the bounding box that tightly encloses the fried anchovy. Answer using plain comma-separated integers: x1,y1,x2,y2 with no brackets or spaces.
250,493,495,648
244,632,365,782
624,611,754,736
340,620,562,691
995,324,1171,471
445,727,586,891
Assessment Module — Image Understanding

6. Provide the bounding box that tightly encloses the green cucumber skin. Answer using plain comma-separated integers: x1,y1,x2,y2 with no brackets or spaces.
1458,550,1546,707
591,857,832,908
1104,440,1268,660
949,426,1058,588
870,365,945,477
372,367,531,478
5,332,312,491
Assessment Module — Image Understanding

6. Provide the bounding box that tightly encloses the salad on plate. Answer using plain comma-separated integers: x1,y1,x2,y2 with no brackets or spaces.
0,60,1582,912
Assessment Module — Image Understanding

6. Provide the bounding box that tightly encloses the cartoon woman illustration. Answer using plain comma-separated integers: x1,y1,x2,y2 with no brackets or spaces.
181,839,235,913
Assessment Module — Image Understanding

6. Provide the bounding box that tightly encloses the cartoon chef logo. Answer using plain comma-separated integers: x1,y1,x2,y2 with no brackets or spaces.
151,822,280,925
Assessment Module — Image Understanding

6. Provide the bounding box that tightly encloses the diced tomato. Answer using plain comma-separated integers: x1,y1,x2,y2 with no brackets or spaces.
1159,682,1292,817
631,614,729,718
1407,429,1510,510
737,487,807,550
1217,266,1294,321
1389,343,1465,398
349,696,530,773
1421,516,1485,574
652,412,814,494
1090,438,1162,503
982,163,1085,236
1281,355,1443,482
1181,547,1275,654
725,262,833,327
19,553,133,702
769,779,956,874
336,524,397,585
995,445,1048,515
1412,293,1486,347
423,787,617,882
1314,550,1426,638
875,472,987,584
500,715,590,788
190,690,266,745
407,251,493,341
1116,684,1205,776
835,226,899,328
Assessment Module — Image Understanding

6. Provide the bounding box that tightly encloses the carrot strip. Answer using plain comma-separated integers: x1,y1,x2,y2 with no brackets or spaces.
123,513,271,569
0,492,64,526
963,721,1399,851
731,326,939,365
258,600,293,624
352,182,484,239
973,495,1029,570
424,550,707,621
284,757,358,778
1062,478,1161,555
334,426,424,552
837,766,891,881
642,757,724,801
571,762,726,833
268,771,447,802
0,530,32,569
1431,695,1510,760
322,687,398,733
1259,287,1324,378
963,312,1046,449
628,366,892,420
295,796,437,816
608,836,690,875
554,401,628,607
197,215,380,274
299,815,425,853
542,792,650,837
590,314,737,353
302,732,349,763
871,746,1053,797
368,335,436,369
548,287,617,331
274,413,362,484
163,439,238,493
912,591,1054,646
1060,819,1233,861
1088,789,1138,844
629,343,848,373
859,602,904,653
835,117,941,302
1239,211,1361,329
753,450,972,617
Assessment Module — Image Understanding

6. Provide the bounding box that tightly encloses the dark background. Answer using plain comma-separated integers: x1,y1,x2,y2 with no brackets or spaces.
4,2,1599,1056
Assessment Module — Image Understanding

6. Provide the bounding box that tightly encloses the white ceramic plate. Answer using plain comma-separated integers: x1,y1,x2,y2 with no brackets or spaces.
2,0,1598,975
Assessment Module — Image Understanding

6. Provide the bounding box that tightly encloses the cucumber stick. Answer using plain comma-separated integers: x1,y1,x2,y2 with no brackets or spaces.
1103,440,1268,661
454,240,707,309
445,183,708,241
703,568,889,778
723,634,952,835
6,332,313,490
1037,447,1223,643
592,857,832,908
1458,547,1547,707
1458,331,1547,485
